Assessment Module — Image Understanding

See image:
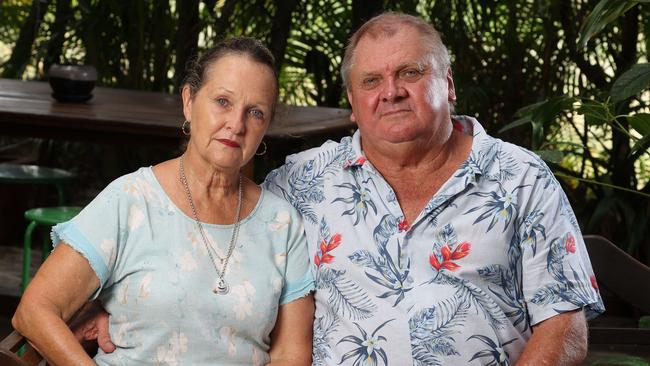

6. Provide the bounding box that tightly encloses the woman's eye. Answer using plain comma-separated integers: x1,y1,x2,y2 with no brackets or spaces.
249,109,264,120
216,97,229,106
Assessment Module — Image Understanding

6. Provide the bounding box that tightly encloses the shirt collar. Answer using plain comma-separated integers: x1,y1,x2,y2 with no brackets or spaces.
342,130,367,169
341,116,490,170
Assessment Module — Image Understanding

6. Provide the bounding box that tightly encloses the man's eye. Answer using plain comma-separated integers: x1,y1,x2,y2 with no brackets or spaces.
400,69,422,80
362,77,379,88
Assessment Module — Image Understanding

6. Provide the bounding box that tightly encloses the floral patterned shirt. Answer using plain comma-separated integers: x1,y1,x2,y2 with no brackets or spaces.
53,167,314,365
263,116,604,365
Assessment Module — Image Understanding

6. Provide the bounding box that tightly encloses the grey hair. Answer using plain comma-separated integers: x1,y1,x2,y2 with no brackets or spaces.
182,37,279,111
341,12,451,90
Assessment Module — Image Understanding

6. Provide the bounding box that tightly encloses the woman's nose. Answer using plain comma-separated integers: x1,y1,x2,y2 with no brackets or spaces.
226,110,246,134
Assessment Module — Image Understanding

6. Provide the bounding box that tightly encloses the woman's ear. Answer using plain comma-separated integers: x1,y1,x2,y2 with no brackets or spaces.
181,85,193,121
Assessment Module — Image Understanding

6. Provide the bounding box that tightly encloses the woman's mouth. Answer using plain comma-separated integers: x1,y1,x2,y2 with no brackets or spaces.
217,139,240,148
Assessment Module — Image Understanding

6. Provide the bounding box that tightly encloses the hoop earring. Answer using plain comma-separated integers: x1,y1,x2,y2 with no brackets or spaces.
255,141,267,156
181,120,191,136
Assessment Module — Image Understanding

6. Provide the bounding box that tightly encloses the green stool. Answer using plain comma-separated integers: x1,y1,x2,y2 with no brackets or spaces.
22,206,82,292
0,163,75,205
0,163,80,292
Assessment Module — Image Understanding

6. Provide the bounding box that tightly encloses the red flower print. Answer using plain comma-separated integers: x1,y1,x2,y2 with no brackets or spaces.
429,241,471,272
398,218,410,232
565,234,576,254
343,157,366,168
590,275,599,291
314,234,342,267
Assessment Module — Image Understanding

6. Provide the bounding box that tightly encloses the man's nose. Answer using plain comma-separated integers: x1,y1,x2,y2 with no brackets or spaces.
380,77,406,102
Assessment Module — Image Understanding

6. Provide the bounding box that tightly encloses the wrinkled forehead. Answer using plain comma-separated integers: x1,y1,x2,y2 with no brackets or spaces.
353,28,433,71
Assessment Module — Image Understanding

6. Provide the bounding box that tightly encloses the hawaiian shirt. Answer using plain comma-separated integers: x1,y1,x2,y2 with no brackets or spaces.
263,116,604,365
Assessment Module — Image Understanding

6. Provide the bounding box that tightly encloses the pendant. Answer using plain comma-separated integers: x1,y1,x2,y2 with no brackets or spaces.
213,277,229,294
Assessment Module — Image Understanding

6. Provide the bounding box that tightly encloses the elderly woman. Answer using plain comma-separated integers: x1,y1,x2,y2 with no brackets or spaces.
12,37,314,365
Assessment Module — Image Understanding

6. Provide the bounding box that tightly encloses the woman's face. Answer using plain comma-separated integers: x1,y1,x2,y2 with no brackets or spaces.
182,54,276,171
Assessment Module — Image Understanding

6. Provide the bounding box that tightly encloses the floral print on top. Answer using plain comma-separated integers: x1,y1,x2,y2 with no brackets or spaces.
263,116,604,365
52,167,314,366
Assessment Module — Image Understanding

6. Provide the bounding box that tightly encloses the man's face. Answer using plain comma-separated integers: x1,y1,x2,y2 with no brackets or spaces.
346,26,456,150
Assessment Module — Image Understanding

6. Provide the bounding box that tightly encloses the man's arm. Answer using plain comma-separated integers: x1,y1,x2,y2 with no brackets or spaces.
516,309,588,365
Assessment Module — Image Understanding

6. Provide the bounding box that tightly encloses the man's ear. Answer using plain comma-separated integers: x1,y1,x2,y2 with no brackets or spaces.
346,89,357,123
181,85,193,121
446,68,456,103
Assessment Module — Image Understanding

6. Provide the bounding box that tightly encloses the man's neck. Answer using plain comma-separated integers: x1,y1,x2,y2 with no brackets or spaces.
362,129,473,223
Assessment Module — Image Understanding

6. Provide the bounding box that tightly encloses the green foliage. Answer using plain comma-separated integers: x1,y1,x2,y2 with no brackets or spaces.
611,63,650,102
578,0,647,49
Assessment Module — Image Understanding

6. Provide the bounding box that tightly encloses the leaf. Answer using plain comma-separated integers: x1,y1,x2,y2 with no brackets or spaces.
530,96,576,125
627,113,650,136
631,133,650,157
577,99,611,125
611,63,650,102
535,149,564,164
498,115,531,133
578,0,640,49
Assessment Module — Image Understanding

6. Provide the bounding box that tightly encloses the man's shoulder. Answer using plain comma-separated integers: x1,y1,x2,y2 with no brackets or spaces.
285,135,354,166
471,122,548,171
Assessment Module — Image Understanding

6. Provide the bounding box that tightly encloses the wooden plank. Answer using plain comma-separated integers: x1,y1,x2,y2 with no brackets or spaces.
0,78,352,144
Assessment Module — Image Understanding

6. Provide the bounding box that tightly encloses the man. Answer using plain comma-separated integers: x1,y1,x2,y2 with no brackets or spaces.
263,12,602,365
85,12,603,365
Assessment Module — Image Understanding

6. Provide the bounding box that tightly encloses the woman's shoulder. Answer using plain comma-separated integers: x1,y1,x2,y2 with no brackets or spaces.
102,166,159,199
259,186,303,219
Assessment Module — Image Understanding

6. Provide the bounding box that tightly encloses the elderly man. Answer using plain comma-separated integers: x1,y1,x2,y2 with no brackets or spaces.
263,12,603,365
77,12,602,365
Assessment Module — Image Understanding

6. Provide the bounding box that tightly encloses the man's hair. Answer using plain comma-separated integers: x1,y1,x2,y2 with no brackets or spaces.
183,37,279,106
340,12,451,90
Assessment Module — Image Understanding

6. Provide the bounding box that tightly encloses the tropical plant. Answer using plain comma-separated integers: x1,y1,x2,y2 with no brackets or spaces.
499,0,650,262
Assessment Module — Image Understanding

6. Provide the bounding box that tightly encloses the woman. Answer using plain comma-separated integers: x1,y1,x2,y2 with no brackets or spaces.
12,37,315,365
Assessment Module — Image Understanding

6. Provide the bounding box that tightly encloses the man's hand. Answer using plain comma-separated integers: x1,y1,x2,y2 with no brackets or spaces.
69,301,116,353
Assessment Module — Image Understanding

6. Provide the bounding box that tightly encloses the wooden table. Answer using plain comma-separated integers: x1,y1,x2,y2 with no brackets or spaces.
0,78,353,146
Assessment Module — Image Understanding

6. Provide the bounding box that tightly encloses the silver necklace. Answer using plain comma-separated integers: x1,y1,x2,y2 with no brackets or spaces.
179,155,242,294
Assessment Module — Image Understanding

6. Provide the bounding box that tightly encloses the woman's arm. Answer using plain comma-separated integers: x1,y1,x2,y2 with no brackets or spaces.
12,243,100,366
267,294,315,366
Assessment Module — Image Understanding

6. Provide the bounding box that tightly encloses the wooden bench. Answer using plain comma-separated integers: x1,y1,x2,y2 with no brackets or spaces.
584,235,650,355
0,330,43,366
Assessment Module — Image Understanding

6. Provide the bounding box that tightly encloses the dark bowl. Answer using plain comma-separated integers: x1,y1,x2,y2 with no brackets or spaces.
49,78,95,96
47,64,97,103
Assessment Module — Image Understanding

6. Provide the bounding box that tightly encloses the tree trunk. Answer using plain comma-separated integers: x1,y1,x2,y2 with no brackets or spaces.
350,0,383,33
151,0,172,91
175,0,201,90
212,0,237,40
44,0,72,72
269,0,299,75
2,0,51,78
123,0,146,89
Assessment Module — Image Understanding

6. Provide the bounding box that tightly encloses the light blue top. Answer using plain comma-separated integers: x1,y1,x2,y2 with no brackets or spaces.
52,167,314,365
263,116,604,365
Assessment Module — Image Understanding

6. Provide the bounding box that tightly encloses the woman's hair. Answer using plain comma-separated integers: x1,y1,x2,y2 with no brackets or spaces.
182,37,279,103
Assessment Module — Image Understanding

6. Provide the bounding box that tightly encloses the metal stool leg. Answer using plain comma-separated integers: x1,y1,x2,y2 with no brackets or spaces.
55,183,66,206
22,221,38,293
